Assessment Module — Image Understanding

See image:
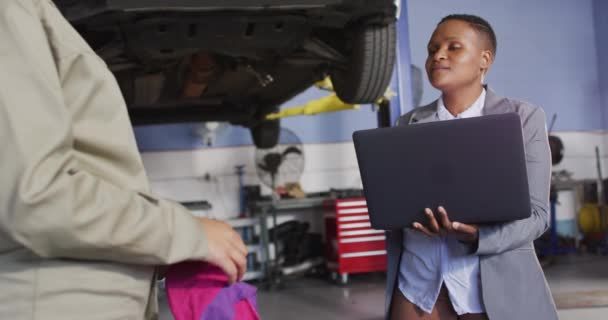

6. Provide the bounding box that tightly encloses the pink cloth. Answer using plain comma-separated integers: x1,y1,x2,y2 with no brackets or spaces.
166,262,260,320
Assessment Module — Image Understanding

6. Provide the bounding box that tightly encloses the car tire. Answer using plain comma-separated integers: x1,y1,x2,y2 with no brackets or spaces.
251,119,280,149
331,22,397,104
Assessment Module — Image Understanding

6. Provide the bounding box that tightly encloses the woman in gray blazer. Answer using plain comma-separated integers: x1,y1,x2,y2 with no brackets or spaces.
386,15,558,320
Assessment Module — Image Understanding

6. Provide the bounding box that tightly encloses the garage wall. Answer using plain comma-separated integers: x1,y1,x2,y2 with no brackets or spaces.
141,133,608,222
407,0,602,132
595,0,608,129
142,143,361,218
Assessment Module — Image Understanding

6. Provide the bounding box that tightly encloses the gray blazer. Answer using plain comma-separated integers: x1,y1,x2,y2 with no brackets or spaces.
385,88,558,320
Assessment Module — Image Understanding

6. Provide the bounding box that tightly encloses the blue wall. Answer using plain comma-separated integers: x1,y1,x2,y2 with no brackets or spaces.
135,4,413,151
407,0,603,132
595,0,608,129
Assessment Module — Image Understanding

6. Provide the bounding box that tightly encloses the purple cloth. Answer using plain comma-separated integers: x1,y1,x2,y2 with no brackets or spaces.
200,282,258,320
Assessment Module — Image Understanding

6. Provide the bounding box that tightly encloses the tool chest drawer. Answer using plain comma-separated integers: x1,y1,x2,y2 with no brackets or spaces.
324,198,386,284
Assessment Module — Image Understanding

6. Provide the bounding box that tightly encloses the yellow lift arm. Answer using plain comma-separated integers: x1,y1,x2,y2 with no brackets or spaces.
265,78,397,120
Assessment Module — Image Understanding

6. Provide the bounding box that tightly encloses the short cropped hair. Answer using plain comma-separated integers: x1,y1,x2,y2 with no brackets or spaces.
439,14,497,57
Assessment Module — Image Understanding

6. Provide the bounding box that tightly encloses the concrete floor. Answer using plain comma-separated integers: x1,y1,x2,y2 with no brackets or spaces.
159,254,608,319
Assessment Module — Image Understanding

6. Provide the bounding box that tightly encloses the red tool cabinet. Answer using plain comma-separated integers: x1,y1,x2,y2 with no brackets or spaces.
324,198,387,284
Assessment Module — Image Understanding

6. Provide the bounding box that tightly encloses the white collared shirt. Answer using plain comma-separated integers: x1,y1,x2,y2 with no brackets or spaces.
436,88,486,120
398,89,487,315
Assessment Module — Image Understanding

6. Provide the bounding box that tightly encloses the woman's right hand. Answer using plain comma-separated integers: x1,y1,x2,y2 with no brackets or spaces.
197,218,248,284
412,206,479,243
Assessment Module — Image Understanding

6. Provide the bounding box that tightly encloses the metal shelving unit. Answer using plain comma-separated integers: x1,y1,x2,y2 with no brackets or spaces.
227,216,266,282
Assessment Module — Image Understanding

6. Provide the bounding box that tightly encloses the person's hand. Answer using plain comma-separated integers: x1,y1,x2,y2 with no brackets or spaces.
198,218,248,284
412,206,479,243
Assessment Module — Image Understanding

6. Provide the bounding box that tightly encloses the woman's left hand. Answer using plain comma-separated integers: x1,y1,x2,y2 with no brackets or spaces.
412,206,479,243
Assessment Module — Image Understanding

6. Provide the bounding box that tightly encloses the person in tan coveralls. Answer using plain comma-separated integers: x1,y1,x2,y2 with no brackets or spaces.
0,0,248,319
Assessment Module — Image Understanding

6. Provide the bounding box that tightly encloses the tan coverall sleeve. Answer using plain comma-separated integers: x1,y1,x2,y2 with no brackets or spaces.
0,0,208,265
